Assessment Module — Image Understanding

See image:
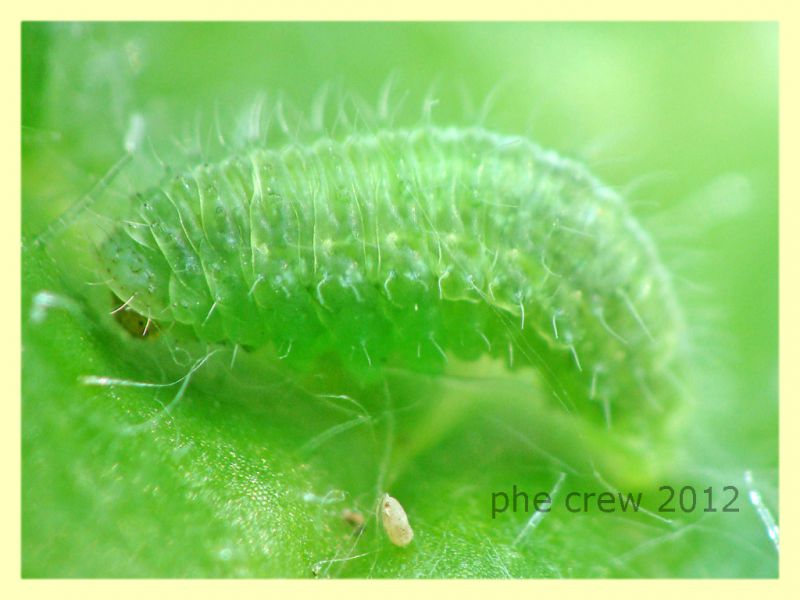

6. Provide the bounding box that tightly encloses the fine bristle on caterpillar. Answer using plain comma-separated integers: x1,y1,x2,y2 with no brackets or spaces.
110,293,159,338
98,125,684,437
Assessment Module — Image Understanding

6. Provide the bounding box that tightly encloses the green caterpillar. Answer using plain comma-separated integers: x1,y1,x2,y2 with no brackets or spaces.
100,125,684,436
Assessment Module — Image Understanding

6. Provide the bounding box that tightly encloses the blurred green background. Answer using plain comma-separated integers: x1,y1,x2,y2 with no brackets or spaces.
21,22,777,577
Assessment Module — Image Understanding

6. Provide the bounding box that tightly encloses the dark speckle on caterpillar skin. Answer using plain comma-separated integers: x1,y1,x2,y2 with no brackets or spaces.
99,126,685,438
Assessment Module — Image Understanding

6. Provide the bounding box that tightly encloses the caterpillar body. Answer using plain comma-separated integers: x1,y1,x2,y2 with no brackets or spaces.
99,126,683,434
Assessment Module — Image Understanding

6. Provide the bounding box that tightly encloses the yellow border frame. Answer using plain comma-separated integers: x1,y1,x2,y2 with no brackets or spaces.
6,3,796,597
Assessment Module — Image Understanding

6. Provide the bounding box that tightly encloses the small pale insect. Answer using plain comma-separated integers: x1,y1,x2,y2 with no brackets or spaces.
380,493,414,547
